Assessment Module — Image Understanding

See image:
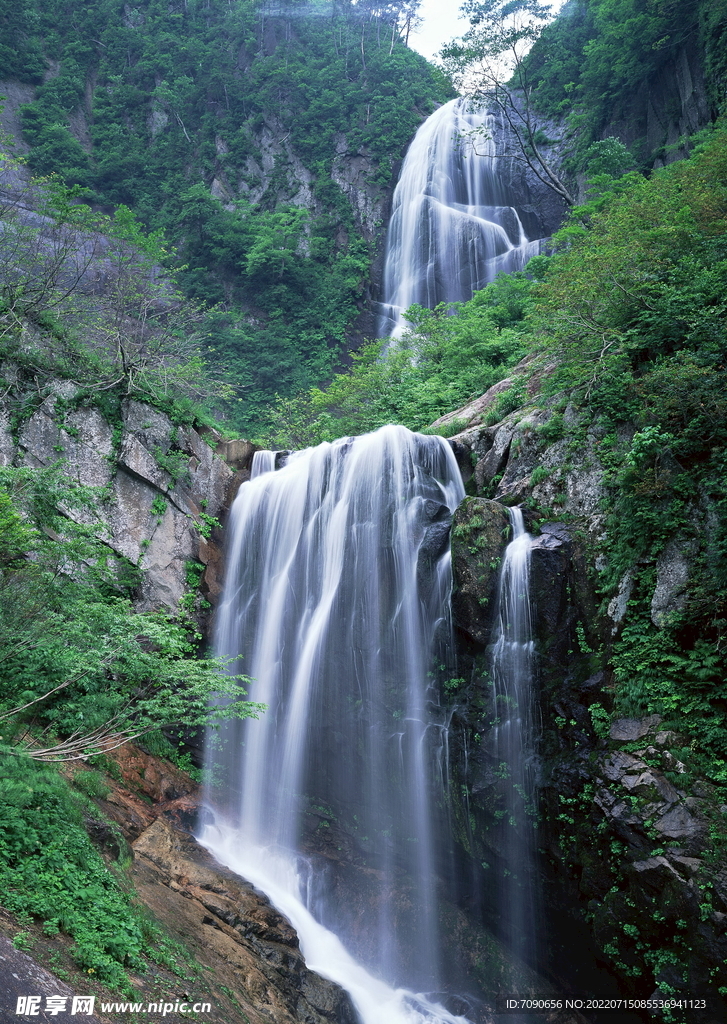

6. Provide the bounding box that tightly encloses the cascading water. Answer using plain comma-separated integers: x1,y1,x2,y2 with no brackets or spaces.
199,425,471,1024
488,508,538,973
378,96,546,336
197,92,553,1023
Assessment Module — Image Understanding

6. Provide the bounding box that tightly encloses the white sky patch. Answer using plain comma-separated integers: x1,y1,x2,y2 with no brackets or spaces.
408,1,469,64
409,0,568,67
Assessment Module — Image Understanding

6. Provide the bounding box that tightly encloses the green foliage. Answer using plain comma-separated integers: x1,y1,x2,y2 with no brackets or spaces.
526,126,727,780
0,751,190,988
1,0,452,436
588,702,611,738
481,380,528,427
521,0,720,166
149,495,168,519
529,465,551,486
0,464,264,761
0,169,233,417
266,273,531,446
72,769,111,799
532,125,727,395
0,0,45,82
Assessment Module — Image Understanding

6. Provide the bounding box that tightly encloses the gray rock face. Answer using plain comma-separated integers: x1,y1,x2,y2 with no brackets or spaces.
0,937,105,1024
4,385,255,617
651,537,696,626
474,424,513,490
605,40,711,171
609,716,662,742
331,133,387,239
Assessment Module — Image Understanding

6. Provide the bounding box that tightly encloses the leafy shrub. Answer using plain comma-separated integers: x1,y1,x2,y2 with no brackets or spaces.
0,753,142,988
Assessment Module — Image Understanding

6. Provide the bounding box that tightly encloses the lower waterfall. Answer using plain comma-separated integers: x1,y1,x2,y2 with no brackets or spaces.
200,426,473,1023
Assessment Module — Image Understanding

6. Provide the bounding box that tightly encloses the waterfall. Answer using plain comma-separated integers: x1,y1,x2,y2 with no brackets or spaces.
199,425,470,1024
378,96,545,337
488,508,538,971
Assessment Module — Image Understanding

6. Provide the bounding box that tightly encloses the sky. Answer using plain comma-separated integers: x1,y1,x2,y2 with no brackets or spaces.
408,0,568,65
408,0,469,64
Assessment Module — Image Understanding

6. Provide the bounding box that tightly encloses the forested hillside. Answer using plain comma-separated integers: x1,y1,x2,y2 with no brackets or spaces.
0,0,450,433
2,0,727,1018
522,0,726,165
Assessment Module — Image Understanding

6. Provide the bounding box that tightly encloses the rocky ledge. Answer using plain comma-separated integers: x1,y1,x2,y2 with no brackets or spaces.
98,745,356,1024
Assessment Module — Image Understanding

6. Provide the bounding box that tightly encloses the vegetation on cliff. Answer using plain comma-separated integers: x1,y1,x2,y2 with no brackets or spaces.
521,0,727,163
0,0,726,1010
0,0,451,434
531,125,727,777
0,162,261,994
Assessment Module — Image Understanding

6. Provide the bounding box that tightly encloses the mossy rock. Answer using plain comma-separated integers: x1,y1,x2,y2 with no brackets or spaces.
451,497,510,647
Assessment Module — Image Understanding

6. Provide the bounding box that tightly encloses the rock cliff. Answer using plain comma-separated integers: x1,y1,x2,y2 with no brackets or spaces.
442,374,727,1019
1,384,255,621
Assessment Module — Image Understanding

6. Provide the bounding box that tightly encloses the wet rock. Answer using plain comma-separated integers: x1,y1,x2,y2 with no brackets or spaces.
448,438,476,483
417,509,454,597
122,398,173,452
119,432,172,492
670,855,702,875
18,399,114,488
654,730,680,747
216,436,256,471
132,819,357,1024
450,497,510,646
654,805,702,840
620,770,680,804
630,856,686,887
529,522,572,659
94,742,199,841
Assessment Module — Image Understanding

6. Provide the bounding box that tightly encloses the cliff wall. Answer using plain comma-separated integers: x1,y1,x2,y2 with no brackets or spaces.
0,384,253,622
441,375,727,1020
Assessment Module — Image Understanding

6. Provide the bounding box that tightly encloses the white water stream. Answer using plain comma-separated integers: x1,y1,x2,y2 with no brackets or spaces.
488,508,538,971
200,427,469,1023
378,96,545,336
200,827,470,1024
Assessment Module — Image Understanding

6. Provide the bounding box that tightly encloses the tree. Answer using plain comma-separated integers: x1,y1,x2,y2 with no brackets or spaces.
440,0,576,207
0,161,234,406
0,153,105,338
0,465,264,762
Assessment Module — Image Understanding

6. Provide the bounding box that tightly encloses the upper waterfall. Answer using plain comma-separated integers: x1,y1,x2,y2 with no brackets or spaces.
378,96,547,336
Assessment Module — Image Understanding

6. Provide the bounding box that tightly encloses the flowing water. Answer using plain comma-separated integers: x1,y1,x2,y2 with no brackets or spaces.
488,508,538,973
200,426,470,1023
378,96,546,336
199,93,547,1022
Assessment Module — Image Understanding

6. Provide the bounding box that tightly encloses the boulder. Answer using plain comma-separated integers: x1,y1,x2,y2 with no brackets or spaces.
609,716,662,742
450,497,510,646
651,537,697,626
